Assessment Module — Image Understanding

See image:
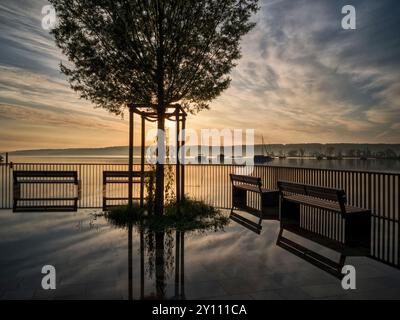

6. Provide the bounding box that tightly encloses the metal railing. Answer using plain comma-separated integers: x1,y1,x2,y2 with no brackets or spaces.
1,163,399,215
186,165,399,216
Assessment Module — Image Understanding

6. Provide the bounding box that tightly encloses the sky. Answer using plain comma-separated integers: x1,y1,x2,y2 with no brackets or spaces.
0,0,399,151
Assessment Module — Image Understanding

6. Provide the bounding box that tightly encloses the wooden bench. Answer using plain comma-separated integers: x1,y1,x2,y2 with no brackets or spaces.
13,171,80,212
277,180,371,249
230,174,279,219
103,171,154,210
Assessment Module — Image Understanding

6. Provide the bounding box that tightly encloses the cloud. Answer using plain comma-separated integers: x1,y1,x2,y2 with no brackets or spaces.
0,66,128,128
0,0,399,149
188,0,400,143
0,66,132,151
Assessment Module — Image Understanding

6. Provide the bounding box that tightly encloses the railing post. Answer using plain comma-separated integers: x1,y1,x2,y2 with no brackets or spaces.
181,115,186,200
128,105,134,211
176,109,180,203
140,115,145,208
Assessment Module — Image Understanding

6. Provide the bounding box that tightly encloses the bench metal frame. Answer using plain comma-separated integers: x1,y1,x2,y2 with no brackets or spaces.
277,180,371,249
13,171,80,212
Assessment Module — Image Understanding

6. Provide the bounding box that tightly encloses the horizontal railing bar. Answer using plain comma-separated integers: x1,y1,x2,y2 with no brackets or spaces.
184,164,400,176
8,163,400,176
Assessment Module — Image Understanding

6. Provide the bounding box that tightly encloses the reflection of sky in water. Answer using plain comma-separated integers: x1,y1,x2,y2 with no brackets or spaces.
0,209,400,300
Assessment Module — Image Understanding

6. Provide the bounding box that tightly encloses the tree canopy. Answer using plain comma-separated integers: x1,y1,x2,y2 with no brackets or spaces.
50,0,259,115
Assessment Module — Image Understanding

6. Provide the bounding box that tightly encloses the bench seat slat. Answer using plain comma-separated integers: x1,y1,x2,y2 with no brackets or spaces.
284,194,368,214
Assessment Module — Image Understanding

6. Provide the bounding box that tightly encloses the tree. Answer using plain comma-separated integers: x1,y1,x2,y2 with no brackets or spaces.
288,150,298,157
50,0,259,215
326,146,335,157
385,149,397,159
347,149,356,158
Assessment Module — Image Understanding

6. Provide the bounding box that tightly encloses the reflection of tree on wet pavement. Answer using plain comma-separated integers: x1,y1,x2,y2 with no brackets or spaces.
127,226,186,300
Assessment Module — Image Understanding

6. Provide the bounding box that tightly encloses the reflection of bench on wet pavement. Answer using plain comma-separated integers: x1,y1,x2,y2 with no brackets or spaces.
13,171,80,212
278,180,371,249
276,227,348,279
230,174,279,220
230,211,263,235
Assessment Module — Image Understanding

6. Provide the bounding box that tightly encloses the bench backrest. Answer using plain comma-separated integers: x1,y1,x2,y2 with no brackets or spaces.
230,174,262,187
13,171,78,184
104,171,141,179
103,171,154,179
278,180,346,205
306,185,345,202
14,171,77,178
103,171,155,186
277,181,307,195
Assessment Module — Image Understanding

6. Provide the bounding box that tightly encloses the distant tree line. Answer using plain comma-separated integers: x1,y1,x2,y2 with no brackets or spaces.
274,147,400,159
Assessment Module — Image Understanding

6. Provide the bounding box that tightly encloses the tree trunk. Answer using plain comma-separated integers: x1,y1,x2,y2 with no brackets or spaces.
154,111,165,216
